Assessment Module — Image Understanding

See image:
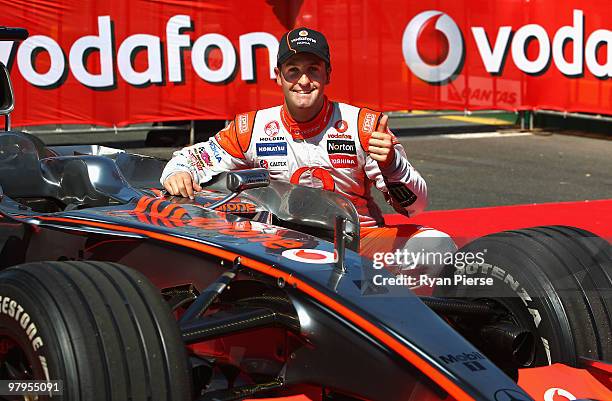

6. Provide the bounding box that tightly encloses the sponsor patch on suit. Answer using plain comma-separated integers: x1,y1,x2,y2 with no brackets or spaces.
327,140,356,155
256,142,287,156
329,154,358,168
259,158,288,171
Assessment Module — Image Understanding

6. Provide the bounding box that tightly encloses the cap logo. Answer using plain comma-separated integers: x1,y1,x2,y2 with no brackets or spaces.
299,30,309,37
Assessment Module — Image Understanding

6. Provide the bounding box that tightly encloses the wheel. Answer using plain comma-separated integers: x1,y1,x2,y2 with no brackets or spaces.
436,226,612,367
0,260,191,401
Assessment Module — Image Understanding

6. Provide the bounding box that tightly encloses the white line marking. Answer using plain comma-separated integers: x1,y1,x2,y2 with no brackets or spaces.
443,132,532,139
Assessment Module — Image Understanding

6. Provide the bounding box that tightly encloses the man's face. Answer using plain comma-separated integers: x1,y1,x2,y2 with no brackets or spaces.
275,53,330,114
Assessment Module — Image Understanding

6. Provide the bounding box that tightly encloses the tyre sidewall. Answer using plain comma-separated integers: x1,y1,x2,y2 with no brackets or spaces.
438,238,577,366
0,278,68,395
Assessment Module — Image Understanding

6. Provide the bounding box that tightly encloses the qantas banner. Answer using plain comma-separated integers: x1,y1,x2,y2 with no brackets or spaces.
0,0,610,127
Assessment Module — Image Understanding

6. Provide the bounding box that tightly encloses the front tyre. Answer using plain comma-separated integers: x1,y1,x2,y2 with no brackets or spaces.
437,226,612,367
0,261,191,401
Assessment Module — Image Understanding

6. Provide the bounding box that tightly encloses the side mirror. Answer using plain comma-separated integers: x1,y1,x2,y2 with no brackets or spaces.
206,169,270,210
226,168,270,192
1,27,29,131
0,64,15,117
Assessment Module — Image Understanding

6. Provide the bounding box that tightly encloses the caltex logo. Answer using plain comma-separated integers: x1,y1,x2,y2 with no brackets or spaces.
402,10,464,83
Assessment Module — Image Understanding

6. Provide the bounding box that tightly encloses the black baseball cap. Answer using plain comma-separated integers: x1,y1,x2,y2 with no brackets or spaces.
277,27,331,67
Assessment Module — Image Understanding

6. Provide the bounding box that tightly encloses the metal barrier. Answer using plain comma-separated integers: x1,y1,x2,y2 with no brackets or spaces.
13,110,608,144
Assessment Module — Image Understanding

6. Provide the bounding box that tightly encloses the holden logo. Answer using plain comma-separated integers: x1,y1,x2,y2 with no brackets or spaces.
264,120,280,137
299,30,309,37
402,10,464,84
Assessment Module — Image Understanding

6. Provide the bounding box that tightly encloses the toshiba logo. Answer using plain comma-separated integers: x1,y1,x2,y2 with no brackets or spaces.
329,155,357,168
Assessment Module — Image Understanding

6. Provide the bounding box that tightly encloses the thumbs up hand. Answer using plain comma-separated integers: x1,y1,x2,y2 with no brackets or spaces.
367,114,396,168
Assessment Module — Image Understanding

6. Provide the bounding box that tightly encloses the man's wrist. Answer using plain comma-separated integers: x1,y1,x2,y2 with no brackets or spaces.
378,148,399,175
161,169,192,185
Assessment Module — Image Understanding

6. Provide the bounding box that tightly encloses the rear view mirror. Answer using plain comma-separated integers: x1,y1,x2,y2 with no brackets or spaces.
226,169,270,193
0,64,14,117
0,27,29,129
204,169,270,211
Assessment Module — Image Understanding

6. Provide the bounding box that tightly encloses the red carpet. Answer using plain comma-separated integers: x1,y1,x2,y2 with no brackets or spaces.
384,199,612,247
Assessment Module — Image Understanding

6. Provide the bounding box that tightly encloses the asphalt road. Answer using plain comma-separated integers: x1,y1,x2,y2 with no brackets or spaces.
394,131,612,211
36,127,612,213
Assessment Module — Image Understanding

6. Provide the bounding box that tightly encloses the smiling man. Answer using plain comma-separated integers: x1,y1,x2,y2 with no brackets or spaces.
161,27,455,260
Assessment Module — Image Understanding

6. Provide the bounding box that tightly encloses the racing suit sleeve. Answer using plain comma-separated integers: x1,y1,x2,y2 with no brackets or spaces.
160,113,255,186
359,110,428,217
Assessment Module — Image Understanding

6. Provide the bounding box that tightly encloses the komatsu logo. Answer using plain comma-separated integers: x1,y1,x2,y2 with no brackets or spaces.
256,142,287,156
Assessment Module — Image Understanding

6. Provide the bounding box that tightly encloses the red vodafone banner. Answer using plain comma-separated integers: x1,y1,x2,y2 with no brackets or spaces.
1,0,610,127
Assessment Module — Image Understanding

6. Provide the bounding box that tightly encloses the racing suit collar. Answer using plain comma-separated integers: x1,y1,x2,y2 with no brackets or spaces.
280,97,333,140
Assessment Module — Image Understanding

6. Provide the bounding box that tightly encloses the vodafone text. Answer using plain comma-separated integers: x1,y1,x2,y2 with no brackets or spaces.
0,15,278,88
2,9,608,89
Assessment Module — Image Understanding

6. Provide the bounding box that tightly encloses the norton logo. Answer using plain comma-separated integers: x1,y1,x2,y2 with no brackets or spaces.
402,10,464,83
282,249,336,264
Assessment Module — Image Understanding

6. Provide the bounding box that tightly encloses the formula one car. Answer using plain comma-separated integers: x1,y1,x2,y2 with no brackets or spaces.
0,28,610,401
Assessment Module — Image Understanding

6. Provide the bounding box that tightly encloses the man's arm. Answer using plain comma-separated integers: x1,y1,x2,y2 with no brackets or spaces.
160,118,252,198
363,113,428,217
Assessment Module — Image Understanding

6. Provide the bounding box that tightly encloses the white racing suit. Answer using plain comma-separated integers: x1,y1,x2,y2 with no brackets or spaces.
161,98,456,280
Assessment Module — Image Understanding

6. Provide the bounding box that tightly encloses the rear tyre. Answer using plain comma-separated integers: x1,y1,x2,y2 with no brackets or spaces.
0,260,191,401
436,226,612,366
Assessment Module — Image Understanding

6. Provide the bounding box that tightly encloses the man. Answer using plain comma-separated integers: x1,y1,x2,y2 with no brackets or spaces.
161,27,455,263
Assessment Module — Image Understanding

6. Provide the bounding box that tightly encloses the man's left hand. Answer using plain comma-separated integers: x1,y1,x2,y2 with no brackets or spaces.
367,114,395,168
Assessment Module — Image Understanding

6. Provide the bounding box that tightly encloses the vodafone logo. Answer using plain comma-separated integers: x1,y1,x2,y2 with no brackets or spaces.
402,11,464,83
282,249,336,264
334,120,348,133
543,388,576,401
403,9,611,83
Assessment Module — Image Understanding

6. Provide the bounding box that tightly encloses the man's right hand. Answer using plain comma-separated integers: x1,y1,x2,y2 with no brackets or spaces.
163,171,202,199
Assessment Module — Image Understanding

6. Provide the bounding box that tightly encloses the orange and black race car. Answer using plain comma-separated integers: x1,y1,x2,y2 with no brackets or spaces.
0,27,610,401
